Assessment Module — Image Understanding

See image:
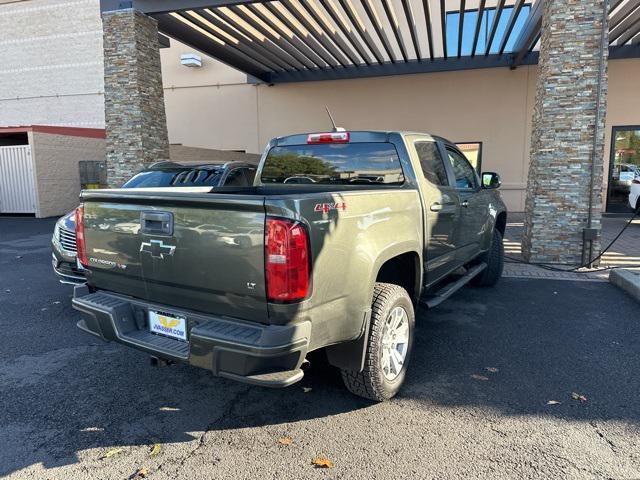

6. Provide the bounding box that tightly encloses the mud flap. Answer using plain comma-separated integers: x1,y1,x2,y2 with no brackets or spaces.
325,310,371,372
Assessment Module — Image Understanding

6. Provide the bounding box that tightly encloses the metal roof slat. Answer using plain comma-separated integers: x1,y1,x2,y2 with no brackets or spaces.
421,0,435,59
155,13,271,82
470,0,486,56
457,0,466,58
229,5,315,69
610,0,640,31
400,0,422,59
615,11,640,44
361,0,398,62
273,0,348,67
498,0,525,54
247,3,330,68
319,0,375,64
189,9,284,71
380,0,410,61
439,0,447,58
610,2,640,43
610,0,625,12
484,0,507,55
176,11,274,72
338,0,386,63
213,7,303,70
296,0,364,65
511,0,544,67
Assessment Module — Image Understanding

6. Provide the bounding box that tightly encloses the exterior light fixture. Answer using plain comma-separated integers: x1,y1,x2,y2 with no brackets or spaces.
180,53,202,68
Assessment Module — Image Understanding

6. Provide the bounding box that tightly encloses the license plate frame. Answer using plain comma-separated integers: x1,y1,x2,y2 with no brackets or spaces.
148,310,187,342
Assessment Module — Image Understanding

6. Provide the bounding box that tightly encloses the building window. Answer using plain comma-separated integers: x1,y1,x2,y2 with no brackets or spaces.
445,5,531,56
455,142,482,173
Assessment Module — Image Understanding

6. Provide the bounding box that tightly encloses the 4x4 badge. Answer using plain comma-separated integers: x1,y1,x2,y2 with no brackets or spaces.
140,239,176,259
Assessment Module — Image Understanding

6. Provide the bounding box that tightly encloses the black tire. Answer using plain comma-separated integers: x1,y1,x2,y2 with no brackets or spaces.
341,283,415,402
471,228,504,287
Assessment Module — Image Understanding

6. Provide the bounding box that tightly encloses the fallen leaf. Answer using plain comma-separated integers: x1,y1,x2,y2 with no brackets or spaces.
129,468,149,479
278,437,293,446
302,387,312,393
101,447,124,459
149,442,161,456
546,400,561,405
485,367,499,373
312,457,334,469
571,392,587,402
470,374,489,381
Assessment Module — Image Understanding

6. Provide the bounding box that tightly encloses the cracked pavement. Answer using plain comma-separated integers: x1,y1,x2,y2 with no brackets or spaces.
1,217,640,479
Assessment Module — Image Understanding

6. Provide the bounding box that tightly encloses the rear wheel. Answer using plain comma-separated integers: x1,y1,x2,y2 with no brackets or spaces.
341,283,415,402
471,228,504,287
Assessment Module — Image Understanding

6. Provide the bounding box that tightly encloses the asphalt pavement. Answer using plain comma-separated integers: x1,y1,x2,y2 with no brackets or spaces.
1,217,640,480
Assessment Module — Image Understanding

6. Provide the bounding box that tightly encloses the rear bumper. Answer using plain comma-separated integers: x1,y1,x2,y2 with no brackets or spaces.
72,286,311,387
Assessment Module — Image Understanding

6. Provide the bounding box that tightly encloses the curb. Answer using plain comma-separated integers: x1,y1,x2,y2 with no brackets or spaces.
609,269,640,302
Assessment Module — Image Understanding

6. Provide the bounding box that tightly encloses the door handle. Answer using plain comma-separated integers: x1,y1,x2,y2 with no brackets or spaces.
430,202,443,212
461,200,469,208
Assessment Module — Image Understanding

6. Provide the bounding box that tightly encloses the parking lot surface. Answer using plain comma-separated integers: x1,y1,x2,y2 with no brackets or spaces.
1,217,640,480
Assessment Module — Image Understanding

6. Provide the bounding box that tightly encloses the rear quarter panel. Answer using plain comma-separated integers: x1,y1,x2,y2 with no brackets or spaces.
265,189,423,350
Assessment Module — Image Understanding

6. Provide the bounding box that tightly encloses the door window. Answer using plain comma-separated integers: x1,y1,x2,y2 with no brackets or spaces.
446,148,478,190
414,141,449,186
454,142,482,173
244,167,257,185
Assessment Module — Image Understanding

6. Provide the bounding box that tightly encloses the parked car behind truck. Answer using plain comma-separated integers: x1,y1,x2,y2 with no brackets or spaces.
72,131,506,401
52,161,257,284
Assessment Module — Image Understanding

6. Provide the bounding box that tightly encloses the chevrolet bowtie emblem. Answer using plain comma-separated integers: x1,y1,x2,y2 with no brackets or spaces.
140,239,176,259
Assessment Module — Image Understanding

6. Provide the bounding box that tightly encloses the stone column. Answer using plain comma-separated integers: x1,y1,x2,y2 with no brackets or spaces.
102,8,170,188
522,0,608,265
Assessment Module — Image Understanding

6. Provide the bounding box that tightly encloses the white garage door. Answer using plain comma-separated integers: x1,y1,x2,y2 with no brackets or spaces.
0,145,37,214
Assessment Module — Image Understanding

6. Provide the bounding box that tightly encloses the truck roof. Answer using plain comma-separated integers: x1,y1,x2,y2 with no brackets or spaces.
273,130,437,146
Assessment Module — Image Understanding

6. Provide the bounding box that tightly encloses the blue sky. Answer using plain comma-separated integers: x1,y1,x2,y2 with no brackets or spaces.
445,5,531,55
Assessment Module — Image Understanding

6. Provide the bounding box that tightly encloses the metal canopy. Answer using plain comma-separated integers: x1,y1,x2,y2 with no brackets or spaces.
101,0,640,83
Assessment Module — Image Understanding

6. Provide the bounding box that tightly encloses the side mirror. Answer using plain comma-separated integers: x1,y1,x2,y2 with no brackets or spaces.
481,172,501,189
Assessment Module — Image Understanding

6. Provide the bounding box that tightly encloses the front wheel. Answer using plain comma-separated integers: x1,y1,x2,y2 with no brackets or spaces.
471,228,504,287
341,283,415,402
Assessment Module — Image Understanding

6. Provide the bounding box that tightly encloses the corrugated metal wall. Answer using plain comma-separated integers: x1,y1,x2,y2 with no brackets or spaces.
0,145,37,214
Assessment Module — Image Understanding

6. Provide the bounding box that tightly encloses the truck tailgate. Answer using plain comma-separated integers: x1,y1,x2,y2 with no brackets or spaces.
81,190,267,322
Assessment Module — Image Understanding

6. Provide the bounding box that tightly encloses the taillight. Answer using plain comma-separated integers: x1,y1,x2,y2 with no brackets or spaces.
265,217,310,302
307,132,350,144
75,205,88,267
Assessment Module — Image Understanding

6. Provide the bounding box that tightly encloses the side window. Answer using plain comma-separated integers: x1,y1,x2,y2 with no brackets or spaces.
414,141,449,186
446,148,478,190
244,167,257,185
223,169,248,187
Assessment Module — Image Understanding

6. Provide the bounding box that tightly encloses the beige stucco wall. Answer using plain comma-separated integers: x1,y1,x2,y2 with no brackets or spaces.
169,145,260,164
254,66,536,211
162,40,640,212
30,132,105,218
161,40,260,153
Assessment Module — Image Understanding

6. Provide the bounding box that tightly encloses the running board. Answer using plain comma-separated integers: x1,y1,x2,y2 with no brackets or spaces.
420,263,487,309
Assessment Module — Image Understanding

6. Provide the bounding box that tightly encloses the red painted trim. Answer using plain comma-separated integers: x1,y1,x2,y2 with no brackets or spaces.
0,125,106,139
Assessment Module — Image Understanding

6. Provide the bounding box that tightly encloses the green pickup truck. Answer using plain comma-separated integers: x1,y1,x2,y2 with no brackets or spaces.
72,130,506,401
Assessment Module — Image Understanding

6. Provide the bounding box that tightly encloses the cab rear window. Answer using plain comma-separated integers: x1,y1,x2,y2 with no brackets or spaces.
261,143,404,185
